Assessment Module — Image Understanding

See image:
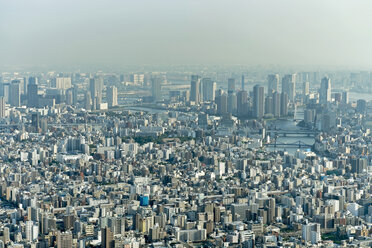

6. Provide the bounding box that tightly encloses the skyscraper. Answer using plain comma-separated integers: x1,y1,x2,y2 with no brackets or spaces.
253,85,264,118
56,77,72,90
241,74,245,91
216,93,228,115
90,77,104,109
72,85,79,106
107,86,118,108
319,77,331,104
57,231,73,248
27,77,39,108
101,227,114,248
202,78,216,102
228,78,235,94
282,74,296,102
272,91,281,118
265,96,273,115
228,93,237,114
0,96,5,118
267,74,279,96
151,78,162,102
237,90,248,117
85,92,92,111
190,75,200,104
280,92,288,116
303,81,310,96
10,80,21,107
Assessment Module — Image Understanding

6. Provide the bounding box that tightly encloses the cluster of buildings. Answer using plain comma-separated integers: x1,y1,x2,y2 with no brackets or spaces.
0,70,370,247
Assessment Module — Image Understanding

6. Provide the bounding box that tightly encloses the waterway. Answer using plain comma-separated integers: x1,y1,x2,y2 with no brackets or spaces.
266,108,315,155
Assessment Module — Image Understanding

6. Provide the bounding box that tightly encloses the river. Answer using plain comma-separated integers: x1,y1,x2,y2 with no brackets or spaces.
266,108,315,155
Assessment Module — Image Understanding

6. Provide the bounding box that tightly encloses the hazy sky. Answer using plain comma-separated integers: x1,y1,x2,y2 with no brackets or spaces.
1,0,372,68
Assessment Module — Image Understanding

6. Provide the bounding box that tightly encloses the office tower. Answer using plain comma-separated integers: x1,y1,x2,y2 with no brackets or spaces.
267,74,279,96
190,75,200,104
66,89,73,105
265,96,273,115
253,85,264,118
151,78,162,102
90,77,104,109
356,99,367,114
101,227,114,248
56,77,72,90
228,78,235,94
302,223,321,244
0,77,3,97
304,109,315,124
72,85,79,106
85,92,92,111
303,81,310,96
351,157,367,174
319,77,331,104
10,80,21,107
107,86,118,108
0,97,5,118
32,113,40,131
280,92,288,116
216,93,228,115
27,77,39,108
202,78,216,102
282,74,296,102
228,93,237,114
241,74,245,91
272,92,281,117
237,90,248,117
342,91,349,104
2,83,9,103
57,231,73,248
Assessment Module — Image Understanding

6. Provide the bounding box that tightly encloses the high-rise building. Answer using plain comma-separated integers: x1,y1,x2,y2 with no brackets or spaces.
73,85,79,106
303,81,310,96
0,97,5,118
265,96,273,115
202,78,216,102
228,93,237,114
272,92,281,118
302,223,321,244
27,77,39,108
101,227,114,248
57,231,73,248
66,89,73,105
151,78,162,102
237,91,248,117
280,92,288,116
10,80,21,107
107,86,118,108
282,74,296,102
0,77,3,97
216,93,228,115
85,92,92,111
253,85,264,118
356,99,367,114
267,74,279,96
190,75,200,104
56,77,72,90
319,77,331,104
241,74,245,91
342,91,349,104
228,78,235,94
90,77,104,109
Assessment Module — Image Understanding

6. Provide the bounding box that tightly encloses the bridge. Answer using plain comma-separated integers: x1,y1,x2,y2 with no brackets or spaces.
267,129,318,137
266,140,313,149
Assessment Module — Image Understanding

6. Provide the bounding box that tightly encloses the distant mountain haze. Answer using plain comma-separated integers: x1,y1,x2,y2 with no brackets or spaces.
1,0,372,68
